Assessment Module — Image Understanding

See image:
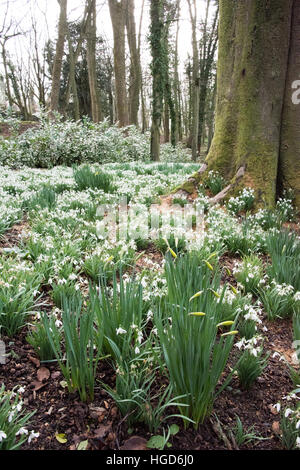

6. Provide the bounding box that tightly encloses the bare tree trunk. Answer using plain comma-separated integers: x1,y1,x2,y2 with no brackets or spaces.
50,0,67,114
150,0,164,161
86,0,101,122
279,0,300,207
66,27,80,120
125,0,140,127
187,0,200,161
108,0,129,127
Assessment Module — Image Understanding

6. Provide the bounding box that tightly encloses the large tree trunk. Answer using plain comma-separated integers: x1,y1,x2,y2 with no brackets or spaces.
178,0,297,209
50,0,67,114
278,0,300,208
86,0,101,122
108,0,129,128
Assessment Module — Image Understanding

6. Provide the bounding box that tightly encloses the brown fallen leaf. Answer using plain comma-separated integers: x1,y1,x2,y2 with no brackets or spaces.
37,366,50,382
31,380,47,392
93,424,111,440
120,436,148,451
88,405,106,420
28,355,40,368
272,421,280,434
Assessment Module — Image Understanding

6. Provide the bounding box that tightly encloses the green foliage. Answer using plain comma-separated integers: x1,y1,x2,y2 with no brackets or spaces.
231,415,266,447
204,170,226,195
280,406,300,450
73,165,116,193
234,255,264,294
0,258,41,337
0,385,35,450
156,254,238,426
236,341,269,389
26,316,62,361
0,117,191,168
147,424,179,450
42,296,103,402
266,230,300,291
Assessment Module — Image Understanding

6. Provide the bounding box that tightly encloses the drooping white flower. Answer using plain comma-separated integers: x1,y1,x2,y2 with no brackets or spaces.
28,431,39,444
16,427,29,436
0,430,7,442
116,327,127,335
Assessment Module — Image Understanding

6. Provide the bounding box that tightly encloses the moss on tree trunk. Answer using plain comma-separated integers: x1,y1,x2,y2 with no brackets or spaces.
177,0,299,210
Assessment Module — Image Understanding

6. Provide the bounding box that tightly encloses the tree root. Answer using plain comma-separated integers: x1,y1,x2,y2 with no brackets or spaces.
170,164,246,207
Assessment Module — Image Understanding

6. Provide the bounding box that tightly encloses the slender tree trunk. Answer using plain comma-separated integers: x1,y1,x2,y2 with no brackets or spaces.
86,0,101,122
1,43,13,107
150,0,164,161
174,0,181,145
187,0,200,161
108,0,129,127
66,27,80,120
50,0,67,114
125,0,140,127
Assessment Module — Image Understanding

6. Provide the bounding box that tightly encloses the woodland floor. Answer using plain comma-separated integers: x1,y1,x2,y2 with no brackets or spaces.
0,221,296,451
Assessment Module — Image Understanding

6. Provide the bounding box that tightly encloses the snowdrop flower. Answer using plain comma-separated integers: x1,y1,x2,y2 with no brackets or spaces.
297,437,300,449
134,346,140,355
272,352,284,361
285,408,293,418
273,403,281,413
16,427,28,436
0,431,7,442
28,431,39,444
55,319,62,328
17,386,25,394
116,327,127,335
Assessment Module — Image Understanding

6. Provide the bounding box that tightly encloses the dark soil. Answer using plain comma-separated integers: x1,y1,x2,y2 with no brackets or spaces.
0,223,297,451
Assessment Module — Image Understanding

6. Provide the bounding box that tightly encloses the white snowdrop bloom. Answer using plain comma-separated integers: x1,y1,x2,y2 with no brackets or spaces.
134,346,140,355
273,403,281,413
0,431,7,442
116,327,127,335
294,292,300,302
17,386,25,394
55,319,62,328
16,427,28,436
285,408,293,418
28,431,39,444
272,352,284,361
297,437,300,449
296,420,300,430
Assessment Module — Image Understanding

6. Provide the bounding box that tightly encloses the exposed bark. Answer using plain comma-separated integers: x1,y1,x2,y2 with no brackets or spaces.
177,0,295,209
187,0,200,161
86,0,101,122
108,0,129,127
66,26,80,120
279,0,300,208
50,0,67,114
125,0,140,127
198,2,218,154
150,0,165,161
